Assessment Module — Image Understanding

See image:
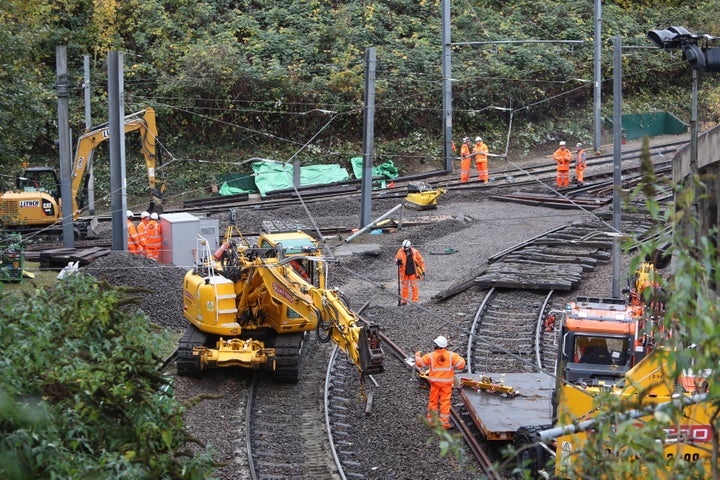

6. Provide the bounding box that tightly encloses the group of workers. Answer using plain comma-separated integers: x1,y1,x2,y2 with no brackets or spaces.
454,136,589,188
458,136,490,183
553,141,587,188
126,210,162,260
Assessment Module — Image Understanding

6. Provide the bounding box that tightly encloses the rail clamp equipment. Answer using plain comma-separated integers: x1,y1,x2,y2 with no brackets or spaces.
404,182,447,210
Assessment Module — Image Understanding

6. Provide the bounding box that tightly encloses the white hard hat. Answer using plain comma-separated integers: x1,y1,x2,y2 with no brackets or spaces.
463,137,470,143
576,143,582,148
434,335,448,349
150,212,158,220
559,141,566,146
126,210,134,218
402,239,411,249
475,136,482,142
141,211,150,219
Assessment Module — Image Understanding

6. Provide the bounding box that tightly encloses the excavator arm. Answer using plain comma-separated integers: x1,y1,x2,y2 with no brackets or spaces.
308,282,384,376
71,107,164,216
243,257,384,377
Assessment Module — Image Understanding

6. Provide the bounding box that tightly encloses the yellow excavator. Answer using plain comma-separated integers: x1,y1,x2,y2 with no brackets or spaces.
177,226,384,387
0,107,164,237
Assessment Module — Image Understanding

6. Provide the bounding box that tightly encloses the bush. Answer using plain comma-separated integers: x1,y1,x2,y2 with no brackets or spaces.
0,274,215,479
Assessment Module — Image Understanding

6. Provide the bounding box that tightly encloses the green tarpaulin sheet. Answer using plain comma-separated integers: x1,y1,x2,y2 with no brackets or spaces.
217,158,392,197
216,172,257,195
350,157,399,189
251,161,351,197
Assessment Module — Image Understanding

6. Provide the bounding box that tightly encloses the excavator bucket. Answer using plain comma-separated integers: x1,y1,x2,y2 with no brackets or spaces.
149,188,164,214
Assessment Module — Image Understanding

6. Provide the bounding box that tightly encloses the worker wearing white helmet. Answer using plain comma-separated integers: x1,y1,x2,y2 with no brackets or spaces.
145,212,162,261
136,211,151,256
415,335,466,429
459,137,472,183
575,143,587,185
126,210,143,255
553,141,572,187
395,239,425,305
473,136,490,183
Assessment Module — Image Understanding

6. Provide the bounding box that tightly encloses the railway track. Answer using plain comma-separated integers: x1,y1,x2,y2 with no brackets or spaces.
246,334,340,480
465,289,555,376
326,318,502,480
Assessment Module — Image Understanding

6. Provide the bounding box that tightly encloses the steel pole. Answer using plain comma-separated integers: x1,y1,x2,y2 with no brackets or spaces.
611,36,622,298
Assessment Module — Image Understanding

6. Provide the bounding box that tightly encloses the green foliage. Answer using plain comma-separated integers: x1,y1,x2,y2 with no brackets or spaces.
0,3,55,167
0,274,215,479
3,0,720,184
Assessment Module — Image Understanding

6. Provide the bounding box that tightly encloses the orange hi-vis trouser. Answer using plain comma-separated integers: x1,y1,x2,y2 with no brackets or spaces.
428,381,454,427
460,157,471,183
557,167,570,187
401,274,420,303
576,163,586,183
476,160,488,183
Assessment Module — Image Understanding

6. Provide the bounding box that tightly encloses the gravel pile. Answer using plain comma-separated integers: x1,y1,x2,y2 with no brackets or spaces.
82,252,188,331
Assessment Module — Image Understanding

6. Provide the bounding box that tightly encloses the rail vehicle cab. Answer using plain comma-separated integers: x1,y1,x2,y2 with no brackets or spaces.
557,296,649,388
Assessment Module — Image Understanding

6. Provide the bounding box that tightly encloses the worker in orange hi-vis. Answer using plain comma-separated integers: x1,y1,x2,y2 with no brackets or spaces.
575,142,587,185
145,212,162,260
126,210,144,255
415,335,466,429
136,211,151,257
553,141,572,187
395,239,425,305
459,137,472,183
473,136,489,183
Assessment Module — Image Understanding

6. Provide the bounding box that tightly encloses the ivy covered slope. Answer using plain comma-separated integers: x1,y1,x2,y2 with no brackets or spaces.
0,275,215,480
2,1,720,178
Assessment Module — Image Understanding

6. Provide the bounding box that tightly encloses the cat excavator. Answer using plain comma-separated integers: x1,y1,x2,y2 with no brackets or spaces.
0,107,164,237
177,225,384,391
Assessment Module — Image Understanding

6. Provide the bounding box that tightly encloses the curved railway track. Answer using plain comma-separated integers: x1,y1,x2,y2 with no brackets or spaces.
465,289,555,376
246,332,340,480
326,321,502,480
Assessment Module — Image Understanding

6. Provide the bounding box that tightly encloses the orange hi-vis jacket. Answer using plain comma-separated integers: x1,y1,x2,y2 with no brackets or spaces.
137,218,150,248
459,142,472,182
127,219,143,254
145,220,162,253
396,247,425,277
553,147,572,171
416,348,466,383
473,141,488,164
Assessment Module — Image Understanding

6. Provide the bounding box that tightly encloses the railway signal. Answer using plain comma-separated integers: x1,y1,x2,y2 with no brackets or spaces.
648,26,720,72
